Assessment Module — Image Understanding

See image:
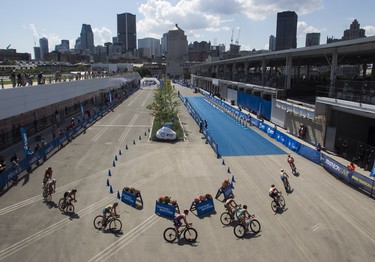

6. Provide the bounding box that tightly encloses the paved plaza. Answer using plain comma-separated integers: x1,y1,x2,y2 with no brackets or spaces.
0,84,374,262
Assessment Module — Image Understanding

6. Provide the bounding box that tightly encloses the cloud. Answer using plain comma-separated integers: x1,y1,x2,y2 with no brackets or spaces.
93,27,113,46
297,21,321,37
364,25,375,36
137,0,324,41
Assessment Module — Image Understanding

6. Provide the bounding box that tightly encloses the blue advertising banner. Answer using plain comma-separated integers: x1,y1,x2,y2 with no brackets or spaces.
20,127,30,156
223,185,233,200
155,201,176,219
196,198,215,217
266,126,276,138
286,137,301,152
350,172,375,194
121,191,137,207
321,154,351,183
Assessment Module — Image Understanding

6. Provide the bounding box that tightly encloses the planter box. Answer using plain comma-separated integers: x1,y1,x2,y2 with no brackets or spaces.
195,198,215,217
155,201,179,219
121,190,143,207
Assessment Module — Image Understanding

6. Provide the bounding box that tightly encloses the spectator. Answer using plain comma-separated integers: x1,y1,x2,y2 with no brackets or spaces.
316,142,322,152
342,139,348,158
10,70,16,87
348,162,355,171
298,124,307,139
0,156,5,173
10,153,19,168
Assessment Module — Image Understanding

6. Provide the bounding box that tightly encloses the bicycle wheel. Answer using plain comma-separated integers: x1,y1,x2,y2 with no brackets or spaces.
249,219,261,233
271,201,278,212
109,218,122,233
163,227,177,243
234,224,246,238
45,193,52,202
220,212,232,226
279,195,286,208
184,228,198,242
58,198,65,211
93,215,104,229
66,204,75,213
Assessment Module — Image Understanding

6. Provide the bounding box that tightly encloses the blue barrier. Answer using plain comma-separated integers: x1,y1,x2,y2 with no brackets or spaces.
155,201,176,219
321,154,352,183
299,144,321,164
195,198,215,217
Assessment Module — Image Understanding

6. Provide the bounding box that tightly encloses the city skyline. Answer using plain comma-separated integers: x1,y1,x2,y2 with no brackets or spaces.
1,0,375,57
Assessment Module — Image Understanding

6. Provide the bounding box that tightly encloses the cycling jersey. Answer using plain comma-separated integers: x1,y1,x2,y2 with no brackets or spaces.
173,214,184,226
103,205,113,214
236,208,246,218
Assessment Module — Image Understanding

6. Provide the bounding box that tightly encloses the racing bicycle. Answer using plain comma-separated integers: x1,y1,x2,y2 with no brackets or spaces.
58,198,76,213
163,223,198,243
271,192,286,212
93,214,122,233
233,215,261,238
220,204,242,226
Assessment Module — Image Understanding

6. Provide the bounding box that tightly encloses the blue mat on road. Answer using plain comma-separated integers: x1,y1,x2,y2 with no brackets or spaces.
187,96,286,157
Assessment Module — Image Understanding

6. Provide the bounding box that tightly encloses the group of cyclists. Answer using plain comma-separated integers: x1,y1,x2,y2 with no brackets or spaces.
40,154,298,235
269,154,297,205
42,167,77,207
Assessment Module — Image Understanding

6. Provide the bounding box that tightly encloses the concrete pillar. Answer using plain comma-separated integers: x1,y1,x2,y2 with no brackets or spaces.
244,62,249,83
261,59,266,85
329,50,338,97
232,63,236,81
285,55,293,90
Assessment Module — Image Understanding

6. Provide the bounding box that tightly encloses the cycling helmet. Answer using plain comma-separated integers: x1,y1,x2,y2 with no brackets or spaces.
243,205,247,209
72,189,77,192
113,202,119,206
52,178,56,182
271,184,275,187
280,169,284,172
183,209,189,214
287,155,291,157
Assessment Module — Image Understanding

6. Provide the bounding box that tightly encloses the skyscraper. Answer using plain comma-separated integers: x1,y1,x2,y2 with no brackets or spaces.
117,13,136,53
138,38,161,59
165,24,188,77
39,37,49,60
342,19,366,41
275,11,297,51
269,35,276,51
305,33,320,47
80,24,94,53
34,46,41,60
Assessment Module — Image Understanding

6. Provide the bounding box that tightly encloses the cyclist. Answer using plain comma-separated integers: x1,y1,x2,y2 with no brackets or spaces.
63,189,77,205
236,205,253,230
280,169,290,189
43,178,56,196
173,209,190,236
287,155,296,173
224,195,239,219
43,167,53,188
269,184,281,206
102,202,119,228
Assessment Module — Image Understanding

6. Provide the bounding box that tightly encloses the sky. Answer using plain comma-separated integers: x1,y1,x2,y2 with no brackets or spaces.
1,0,375,58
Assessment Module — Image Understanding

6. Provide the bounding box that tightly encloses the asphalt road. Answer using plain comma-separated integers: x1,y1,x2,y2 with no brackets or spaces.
0,84,374,262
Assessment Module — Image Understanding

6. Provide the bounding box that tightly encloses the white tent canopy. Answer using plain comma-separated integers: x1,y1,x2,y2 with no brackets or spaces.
141,77,160,86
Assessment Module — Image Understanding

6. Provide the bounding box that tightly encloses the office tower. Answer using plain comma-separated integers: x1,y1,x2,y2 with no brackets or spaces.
55,40,70,53
138,37,161,59
305,33,320,47
117,12,137,53
34,46,41,60
269,35,276,51
165,24,188,77
342,19,366,40
161,33,168,54
275,11,297,51
80,24,94,53
39,37,49,60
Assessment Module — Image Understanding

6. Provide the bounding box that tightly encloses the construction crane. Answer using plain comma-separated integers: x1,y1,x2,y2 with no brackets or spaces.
6,44,11,49
230,28,234,44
